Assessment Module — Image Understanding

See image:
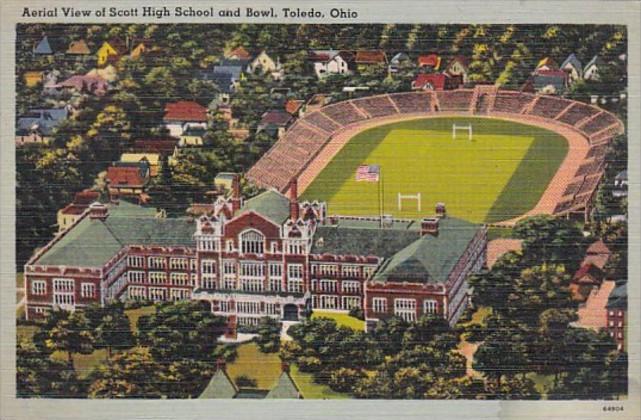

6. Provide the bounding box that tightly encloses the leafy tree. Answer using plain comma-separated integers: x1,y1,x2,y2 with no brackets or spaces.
34,309,94,364
17,343,83,398
328,368,367,393
370,316,410,356
473,328,529,387
136,301,227,362
255,317,282,353
84,303,135,358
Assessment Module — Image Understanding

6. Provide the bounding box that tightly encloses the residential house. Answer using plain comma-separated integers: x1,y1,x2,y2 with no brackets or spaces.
48,74,109,96
309,50,353,79
86,65,118,83
214,172,238,192
388,52,411,73
584,55,605,81
33,36,54,55
530,70,567,95
614,170,628,197
132,138,180,159
163,101,208,137
257,110,294,138
23,70,45,87
96,40,123,67
560,53,583,83
247,50,283,80
130,40,162,59
535,57,558,73
15,107,69,146
606,283,627,351
354,50,387,71
119,152,161,177
66,40,91,56
105,163,150,197
285,99,304,117
445,56,469,84
225,46,252,60
412,73,462,90
202,59,249,105
417,54,441,71
57,190,101,232
179,126,207,147
583,240,612,270
570,263,605,301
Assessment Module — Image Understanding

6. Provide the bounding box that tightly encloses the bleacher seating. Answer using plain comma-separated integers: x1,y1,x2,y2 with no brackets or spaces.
353,95,398,118
529,96,573,119
436,90,474,111
389,92,431,113
557,103,599,126
321,102,366,126
304,111,342,133
581,112,619,136
576,159,605,177
493,91,535,113
590,126,621,144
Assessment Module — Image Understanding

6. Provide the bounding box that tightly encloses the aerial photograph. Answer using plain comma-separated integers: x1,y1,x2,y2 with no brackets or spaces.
15,23,628,400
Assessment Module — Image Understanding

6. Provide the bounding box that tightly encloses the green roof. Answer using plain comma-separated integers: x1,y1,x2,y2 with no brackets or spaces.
35,201,195,268
373,217,480,284
199,369,238,399
606,283,627,309
239,190,291,224
265,371,302,399
312,225,419,259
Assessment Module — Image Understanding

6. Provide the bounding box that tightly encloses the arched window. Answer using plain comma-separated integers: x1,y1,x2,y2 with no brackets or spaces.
240,230,264,254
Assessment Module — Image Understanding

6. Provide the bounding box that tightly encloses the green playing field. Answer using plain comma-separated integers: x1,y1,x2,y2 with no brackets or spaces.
301,117,568,224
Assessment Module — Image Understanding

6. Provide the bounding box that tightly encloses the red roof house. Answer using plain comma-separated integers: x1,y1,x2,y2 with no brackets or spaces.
226,46,252,60
106,166,148,190
132,138,180,156
418,54,442,69
163,101,208,123
355,50,387,65
412,73,462,90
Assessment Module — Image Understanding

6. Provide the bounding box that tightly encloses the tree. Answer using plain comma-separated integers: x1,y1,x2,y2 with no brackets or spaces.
17,343,83,398
328,368,367,393
473,328,529,388
255,317,282,353
137,301,227,362
34,310,94,364
85,303,135,358
370,316,410,356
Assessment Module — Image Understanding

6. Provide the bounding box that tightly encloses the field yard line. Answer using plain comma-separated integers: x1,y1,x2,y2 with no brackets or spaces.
298,111,590,225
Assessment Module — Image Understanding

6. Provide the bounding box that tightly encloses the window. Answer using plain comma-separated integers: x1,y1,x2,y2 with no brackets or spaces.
128,271,146,283
609,320,615,327
269,278,282,292
201,259,216,274
31,280,46,295
342,296,361,310
287,264,304,293
219,300,230,313
223,260,237,275
372,297,387,313
170,288,191,301
128,286,147,300
424,299,438,315
287,241,305,255
319,279,337,293
609,310,615,316
270,242,279,253
149,287,167,301
240,262,264,292
198,238,217,251
148,257,166,269
618,321,623,328
226,240,234,252
363,266,376,278
342,265,360,278
149,272,167,285
237,301,261,314
394,298,417,322
265,303,279,315
618,310,624,317
169,258,188,270
617,332,623,339
170,272,189,286
320,295,338,309
269,263,282,278
240,230,264,254
128,255,144,267
341,281,360,294
53,278,74,307
81,283,95,298
319,264,337,276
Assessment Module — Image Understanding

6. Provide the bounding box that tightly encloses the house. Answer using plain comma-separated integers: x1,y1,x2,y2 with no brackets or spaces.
309,50,353,79
535,57,558,73
86,65,118,83
119,152,161,177
354,50,387,70
388,52,411,73
96,40,123,67
606,283,627,350
163,101,208,137
285,99,304,117
132,138,179,160
247,50,283,80
265,364,302,399
530,70,567,95
256,110,294,137
15,107,69,146
105,164,150,197
179,126,207,147
445,56,469,84
583,240,611,269
48,75,109,96
23,178,486,336
201,59,249,104
66,40,91,56
129,40,161,59
417,54,441,70
584,55,605,81
570,263,605,301
614,170,628,197
560,53,583,83
226,46,252,60
33,36,54,55
214,172,238,192
23,70,45,87
57,190,101,232
412,73,462,90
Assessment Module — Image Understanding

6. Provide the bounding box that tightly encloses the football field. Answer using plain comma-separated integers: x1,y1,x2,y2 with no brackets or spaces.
301,117,568,224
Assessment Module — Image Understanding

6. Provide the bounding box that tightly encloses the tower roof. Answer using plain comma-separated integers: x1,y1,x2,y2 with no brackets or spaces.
265,371,302,399
199,369,238,399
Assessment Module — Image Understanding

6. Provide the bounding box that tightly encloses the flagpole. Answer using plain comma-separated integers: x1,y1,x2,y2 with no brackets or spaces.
379,167,384,227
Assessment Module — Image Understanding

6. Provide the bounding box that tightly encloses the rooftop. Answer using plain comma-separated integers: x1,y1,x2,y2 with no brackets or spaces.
164,101,208,122
239,190,291,225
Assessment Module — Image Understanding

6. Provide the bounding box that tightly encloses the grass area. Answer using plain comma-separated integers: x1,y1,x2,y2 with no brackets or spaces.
16,272,24,288
311,311,365,331
226,342,349,399
302,117,567,224
487,226,516,241
124,305,156,332
52,349,108,379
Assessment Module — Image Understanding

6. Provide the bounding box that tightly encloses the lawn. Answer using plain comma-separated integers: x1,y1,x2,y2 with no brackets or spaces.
226,342,348,399
311,310,365,331
302,117,567,224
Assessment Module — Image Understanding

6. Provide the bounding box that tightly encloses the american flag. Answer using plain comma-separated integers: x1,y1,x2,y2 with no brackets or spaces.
355,164,380,182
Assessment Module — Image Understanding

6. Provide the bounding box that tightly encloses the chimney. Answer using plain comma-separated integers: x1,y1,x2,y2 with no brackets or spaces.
289,178,300,220
216,358,226,371
231,174,241,213
421,217,439,236
281,362,290,373
88,202,108,221
435,202,446,218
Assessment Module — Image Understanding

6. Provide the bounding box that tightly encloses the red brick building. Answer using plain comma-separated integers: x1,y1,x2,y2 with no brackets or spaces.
25,177,486,333
606,283,627,351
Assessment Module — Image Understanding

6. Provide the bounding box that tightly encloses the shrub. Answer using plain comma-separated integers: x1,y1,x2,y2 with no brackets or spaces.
235,374,257,388
328,368,366,393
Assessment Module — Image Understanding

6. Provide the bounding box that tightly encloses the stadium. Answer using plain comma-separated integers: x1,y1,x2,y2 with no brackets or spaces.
247,86,625,225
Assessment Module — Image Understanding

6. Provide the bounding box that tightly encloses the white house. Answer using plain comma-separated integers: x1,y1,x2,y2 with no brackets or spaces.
247,50,283,80
560,53,583,84
584,55,604,81
309,50,353,79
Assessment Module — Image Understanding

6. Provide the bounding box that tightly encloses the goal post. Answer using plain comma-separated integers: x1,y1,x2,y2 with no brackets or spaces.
398,192,421,212
452,123,473,141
